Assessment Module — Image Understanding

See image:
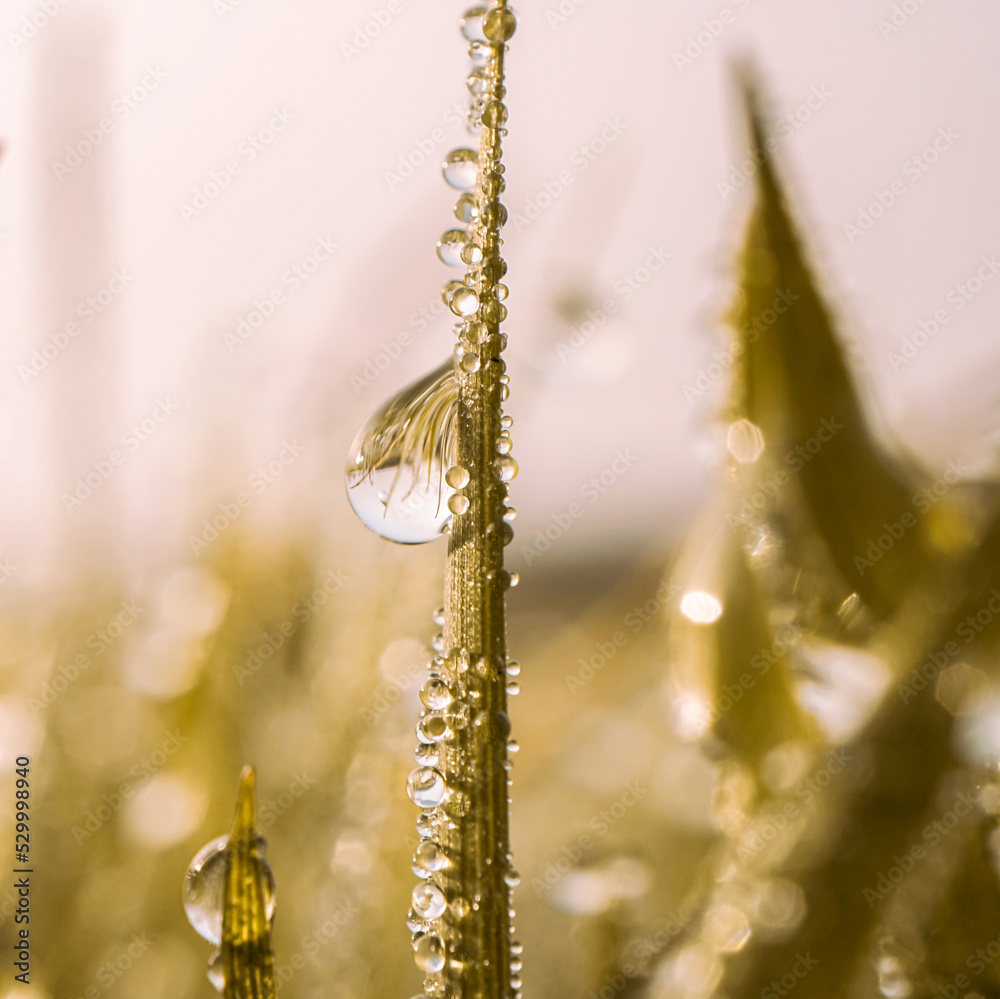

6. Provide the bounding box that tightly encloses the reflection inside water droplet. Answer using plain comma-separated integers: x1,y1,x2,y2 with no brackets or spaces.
345,361,459,544
183,835,276,945
727,419,765,463
207,950,224,992
412,882,447,919
407,767,449,808
414,933,446,973
680,591,723,624
443,148,478,191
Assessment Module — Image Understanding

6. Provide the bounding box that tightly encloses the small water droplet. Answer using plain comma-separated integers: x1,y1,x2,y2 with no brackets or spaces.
467,66,490,95
481,100,508,128
431,633,445,653
412,883,447,920
419,714,452,743
416,812,434,838
495,283,509,301
459,6,487,42
433,606,446,626
207,950,224,992
454,192,479,223
452,896,471,918
504,870,521,887
443,148,478,191
460,352,481,373
480,203,508,230
507,680,520,695
506,660,520,676
415,840,449,873
437,229,469,267
462,321,489,345
483,7,517,41
727,419,765,464
507,738,519,753
510,959,523,973
413,934,446,974
502,507,516,522
483,171,506,197
510,975,523,989
414,743,439,766
448,285,480,317
498,456,518,482
461,242,484,265
420,679,453,710
496,437,513,455
407,768,449,809
345,361,458,544
448,494,470,515
511,941,523,956
501,414,513,429
508,571,519,588
183,835,276,946
445,465,470,489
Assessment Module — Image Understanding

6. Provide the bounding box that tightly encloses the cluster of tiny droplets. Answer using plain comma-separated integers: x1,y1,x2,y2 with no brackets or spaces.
405,5,522,998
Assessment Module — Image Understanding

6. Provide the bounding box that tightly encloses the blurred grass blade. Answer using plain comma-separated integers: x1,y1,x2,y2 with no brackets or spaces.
732,77,934,619
223,767,277,999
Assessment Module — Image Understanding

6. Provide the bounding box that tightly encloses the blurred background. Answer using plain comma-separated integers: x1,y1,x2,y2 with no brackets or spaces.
1,1,1000,998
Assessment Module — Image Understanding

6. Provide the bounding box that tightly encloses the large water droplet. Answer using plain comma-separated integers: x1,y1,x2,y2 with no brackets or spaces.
412,883,447,919
183,835,276,945
419,714,452,743
443,148,478,191
407,767,449,808
454,192,479,223
414,934,446,973
345,361,459,544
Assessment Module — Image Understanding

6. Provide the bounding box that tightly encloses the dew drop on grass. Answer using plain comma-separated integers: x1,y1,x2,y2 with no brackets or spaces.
412,882,448,919
420,679,453,710
345,361,460,544
408,767,449,808
443,148,478,190
183,834,276,945
459,6,487,42
454,192,478,223
207,950,224,992
415,840,449,873
437,229,469,267
448,494,470,515
445,465,470,489
419,714,451,743
498,455,518,482
414,934,446,973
